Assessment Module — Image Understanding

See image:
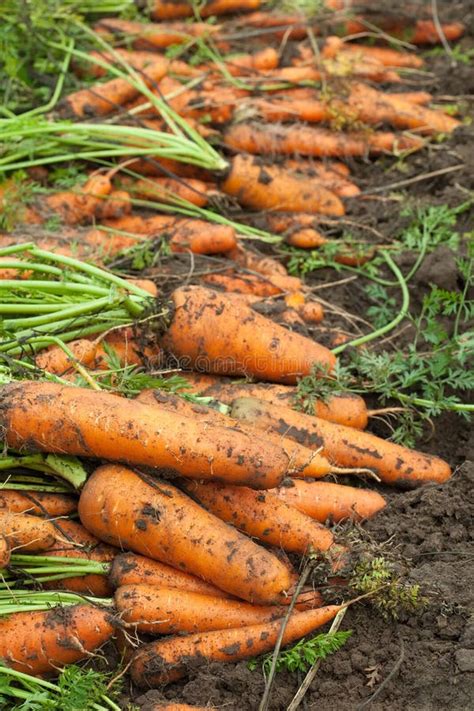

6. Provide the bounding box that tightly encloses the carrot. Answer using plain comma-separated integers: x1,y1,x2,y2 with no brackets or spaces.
75,48,173,79
44,173,112,225
228,244,288,277
79,464,294,604
155,77,248,124
102,215,237,255
131,604,341,686
179,479,334,554
0,536,10,568
0,381,297,489
220,154,345,215
58,59,168,118
94,18,219,50
230,397,452,487
109,552,231,598
119,176,211,207
271,479,387,523
0,512,58,553
160,285,336,383
109,552,322,609
342,18,465,45
127,157,213,180
135,389,341,479
224,47,279,74
280,158,360,198
116,584,299,635
94,190,132,220
149,0,261,19
202,272,301,297
224,123,424,157
330,42,424,69
0,605,114,676
0,491,77,518
388,91,433,105
172,374,370,429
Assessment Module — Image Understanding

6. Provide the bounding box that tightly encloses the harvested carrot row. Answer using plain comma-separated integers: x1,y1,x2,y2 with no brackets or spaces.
131,604,342,686
0,491,77,518
271,479,387,523
220,154,345,215
94,18,220,50
230,397,452,487
0,605,114,676
79,464,294,604
179,479,335,554
160,286,336,383
115,584,296,635
0,381,298,489
224,123,424,157
149,0,261,20
0,512,58,553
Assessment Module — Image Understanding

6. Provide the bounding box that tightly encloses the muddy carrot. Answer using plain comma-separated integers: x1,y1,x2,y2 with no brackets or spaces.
220,154,345,215
0,381,297,489
115,584,298,635
0,512,58,553
228,244,288,277
0,491,77,518
149,0,261,20
230,397,452,487
94,18,219,50
94,190,132,220
75,48,173,79
280,158,360,198
136,389,340,480
58,60,168,118
271,479,387,522
341,18,465,45
44,173,113,225
0,605,114,676
202,272,301,297
329,41,424,69
0,537,10,567
131,604,341,685
179,479,334,554
160,285,336,383
119,176,212,207
224,123,424,157
109,553,231,598
79,464,294,604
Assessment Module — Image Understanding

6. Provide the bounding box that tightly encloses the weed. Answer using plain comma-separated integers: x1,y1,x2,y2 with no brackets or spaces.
248,630,352,675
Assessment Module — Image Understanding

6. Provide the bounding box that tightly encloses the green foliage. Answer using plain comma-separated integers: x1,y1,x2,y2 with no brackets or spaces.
364,283,398,329
248,630,352,675
398,202,470,255
425,44,474,66
0,663,121,710
352,557,426,620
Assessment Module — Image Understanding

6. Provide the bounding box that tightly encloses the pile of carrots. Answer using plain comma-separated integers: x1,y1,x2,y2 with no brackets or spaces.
0,0,462,706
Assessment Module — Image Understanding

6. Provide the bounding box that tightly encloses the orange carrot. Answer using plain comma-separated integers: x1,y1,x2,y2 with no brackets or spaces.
0,605,114,676
94,18,219,50
44,173,112,225
160,285,336,383
230,397,452,487
220,154,345,215
224,123,424,157
0,491,77,518
58,60,168,118
116,584,299,635
79,464,294,604
119,176,211,207
228,244,288,277
0,512,58,553
94,190,132,220
75,48,173,79
127,157,213,180
388,91,433,105
0,381,298,489
341,18,465,46
109,552,231,598
0,536,10,567
202,272,301,297
149,0,261,20
135,389,341,480
131,604,342,685
179,479,335,554
271,479,387,523
321,36,424,68
224,47,279,74
280,158,360,198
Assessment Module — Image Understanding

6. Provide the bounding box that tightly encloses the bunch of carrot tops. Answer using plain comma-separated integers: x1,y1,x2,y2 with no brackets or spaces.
0,0,468,709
